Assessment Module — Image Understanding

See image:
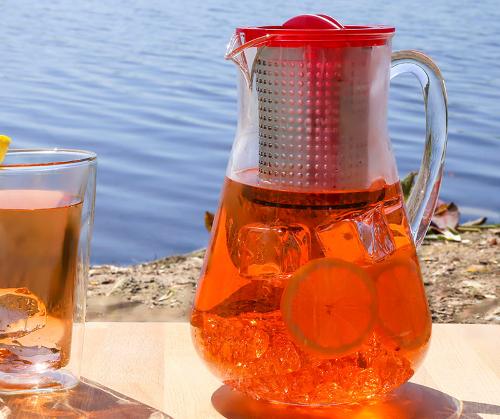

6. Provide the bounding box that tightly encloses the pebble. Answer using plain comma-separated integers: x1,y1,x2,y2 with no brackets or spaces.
466,265,488,273
462,280,484,290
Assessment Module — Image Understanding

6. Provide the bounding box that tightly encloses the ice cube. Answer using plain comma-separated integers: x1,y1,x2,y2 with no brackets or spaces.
0,288,47,339
0,343,60,372
383,200,413,248
316,217,365,263
316,206,395,263
355,206,396,262
237,223,310,278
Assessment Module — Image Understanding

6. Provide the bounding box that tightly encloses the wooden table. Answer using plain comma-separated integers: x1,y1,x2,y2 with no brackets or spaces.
81,322,500,419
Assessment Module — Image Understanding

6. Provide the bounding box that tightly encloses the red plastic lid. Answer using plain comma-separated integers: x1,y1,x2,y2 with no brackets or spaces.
236,14,394,48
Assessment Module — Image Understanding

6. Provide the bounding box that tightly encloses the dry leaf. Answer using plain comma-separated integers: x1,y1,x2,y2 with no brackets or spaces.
461,217,487,227
431,201,460,230
204,211,215,232
401,171,417,202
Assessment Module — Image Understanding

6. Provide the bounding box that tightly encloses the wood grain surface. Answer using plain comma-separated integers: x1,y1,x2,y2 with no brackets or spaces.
80,322,499,419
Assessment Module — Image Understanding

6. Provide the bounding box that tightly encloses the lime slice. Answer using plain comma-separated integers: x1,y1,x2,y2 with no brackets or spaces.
0,135,11,164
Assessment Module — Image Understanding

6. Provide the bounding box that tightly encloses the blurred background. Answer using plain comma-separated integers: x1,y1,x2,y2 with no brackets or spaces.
0,0,498,264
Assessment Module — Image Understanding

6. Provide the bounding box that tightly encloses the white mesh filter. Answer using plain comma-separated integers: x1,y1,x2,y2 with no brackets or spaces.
256,46,372,190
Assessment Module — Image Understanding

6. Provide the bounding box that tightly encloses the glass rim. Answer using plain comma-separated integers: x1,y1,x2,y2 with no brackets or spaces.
1,148,97,169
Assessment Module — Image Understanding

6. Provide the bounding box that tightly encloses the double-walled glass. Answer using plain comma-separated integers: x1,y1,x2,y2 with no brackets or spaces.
0,149,97,393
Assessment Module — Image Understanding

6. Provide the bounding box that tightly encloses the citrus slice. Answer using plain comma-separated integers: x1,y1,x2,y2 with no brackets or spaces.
281,258,376,358
375,257,431,349
0,135,11,164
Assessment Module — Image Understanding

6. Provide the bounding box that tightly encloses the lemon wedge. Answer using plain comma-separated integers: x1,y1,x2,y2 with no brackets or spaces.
0,135,11,164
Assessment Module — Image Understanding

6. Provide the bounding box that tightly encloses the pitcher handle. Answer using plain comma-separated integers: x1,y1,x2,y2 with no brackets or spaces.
390,50,448,247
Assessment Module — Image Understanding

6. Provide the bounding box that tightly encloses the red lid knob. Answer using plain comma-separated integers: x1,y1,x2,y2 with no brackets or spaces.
282,14,344,30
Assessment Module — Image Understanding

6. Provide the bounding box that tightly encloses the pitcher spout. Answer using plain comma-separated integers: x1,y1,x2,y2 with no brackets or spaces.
225,15,344,88
225,32,275,88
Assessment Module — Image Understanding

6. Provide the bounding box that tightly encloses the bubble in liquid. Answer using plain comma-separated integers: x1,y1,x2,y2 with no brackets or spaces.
0,288,47,339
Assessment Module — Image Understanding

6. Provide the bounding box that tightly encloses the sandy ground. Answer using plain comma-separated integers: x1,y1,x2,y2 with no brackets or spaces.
87,230,499,323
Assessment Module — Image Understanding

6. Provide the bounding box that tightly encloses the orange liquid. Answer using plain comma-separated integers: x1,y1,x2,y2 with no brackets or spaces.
191,170,431,405
0,190,82,376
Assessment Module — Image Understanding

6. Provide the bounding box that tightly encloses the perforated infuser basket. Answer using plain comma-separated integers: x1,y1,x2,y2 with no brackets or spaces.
255,46,373,190
224,14,385,191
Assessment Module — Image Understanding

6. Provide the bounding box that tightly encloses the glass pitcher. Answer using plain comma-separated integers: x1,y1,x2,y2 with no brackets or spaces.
191,14,447,405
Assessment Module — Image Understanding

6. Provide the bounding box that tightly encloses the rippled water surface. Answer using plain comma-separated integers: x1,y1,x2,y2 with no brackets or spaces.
1,0,499,264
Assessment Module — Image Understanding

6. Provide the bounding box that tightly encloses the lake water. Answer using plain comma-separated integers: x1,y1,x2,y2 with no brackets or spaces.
0,0,499,264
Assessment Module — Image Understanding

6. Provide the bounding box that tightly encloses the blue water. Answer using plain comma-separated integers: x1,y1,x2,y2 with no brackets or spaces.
0,0,499,264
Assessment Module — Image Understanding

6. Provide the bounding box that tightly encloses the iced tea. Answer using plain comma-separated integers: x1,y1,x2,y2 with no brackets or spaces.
0,189,82,382
191,169,431,405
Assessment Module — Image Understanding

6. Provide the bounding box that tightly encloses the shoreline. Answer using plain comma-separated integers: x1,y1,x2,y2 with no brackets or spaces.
87,230,499,323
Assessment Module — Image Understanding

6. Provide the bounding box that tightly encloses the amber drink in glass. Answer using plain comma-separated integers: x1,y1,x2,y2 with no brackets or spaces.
0,149,96,393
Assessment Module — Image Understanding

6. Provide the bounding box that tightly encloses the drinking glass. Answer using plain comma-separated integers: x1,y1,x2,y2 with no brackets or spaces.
0,149,97,393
